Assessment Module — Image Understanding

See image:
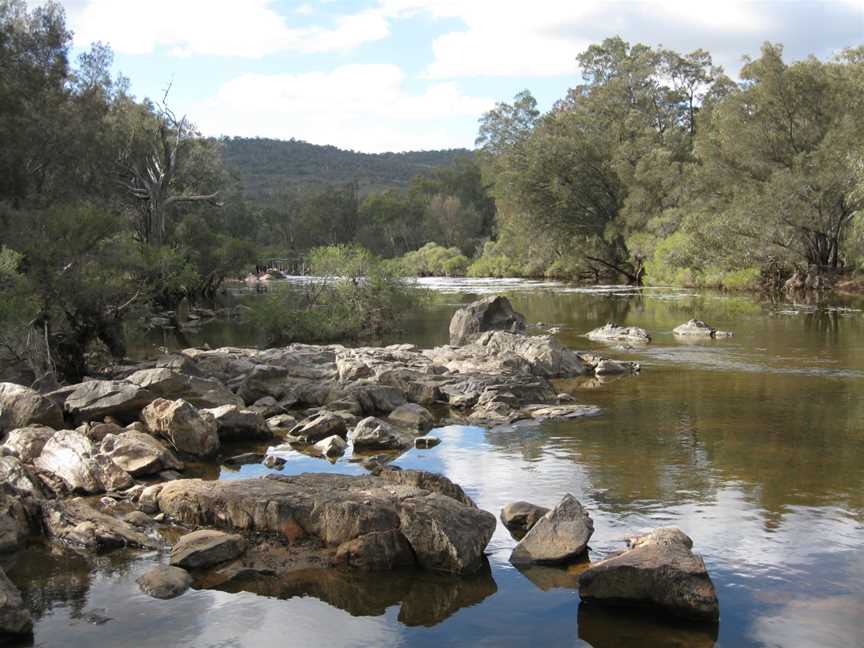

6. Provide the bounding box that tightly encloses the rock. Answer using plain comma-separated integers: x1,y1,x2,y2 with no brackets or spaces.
1,426,56,462
388,403,434,433
0,456,43,500
335,529,415,571
287,412,347,444
578,527,719,622
100,431,183,476
314,435,346,459
126,368,243,409
122,510,153,527
449,296,527,346
0,492,34,552
170,529,247,569
673,319,733,339
156,470,494,575
137,565,192,599
42,498,157,550
57,380,156,424
330,383,407,416
266,414,298,435
586,323,651,344
594,359,640,376
85,422,123,443
141,398,220,458
263,455,286,470
202,404,268,442
521,404,603,421
138,484,163,514
351,417,413,450
0,567,32,636
414,436,440,449
469,331,590,378
500,501,550,540
224,452,265,466
0,382,63,432
34,430,132,494
509,494,594,565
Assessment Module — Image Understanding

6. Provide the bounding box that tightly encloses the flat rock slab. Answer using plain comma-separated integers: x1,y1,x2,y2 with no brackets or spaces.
155,469,495,575
171,529,247,569
578,527,720,622
586,324,651,344
510,494,593,565
137,565,192,599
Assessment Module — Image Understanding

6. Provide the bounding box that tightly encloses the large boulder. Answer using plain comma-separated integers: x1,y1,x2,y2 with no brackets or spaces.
586,323,651,344
170,529,247,569
449,296,527,346
34,430,132,494
141,398,220,458
57,380,156,424
351,417,414,451
137,565,192,599
100,431,183,476
578,527,719,622
156,470,495,575
500,501,550,540
287,412,347,444
202,404,268,442
1,425,56,462
509,494,594,565
0,567,32,636
0,382,63,433
126,368,243,409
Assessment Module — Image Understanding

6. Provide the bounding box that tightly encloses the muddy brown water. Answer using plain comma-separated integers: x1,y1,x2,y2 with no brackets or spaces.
8,279,864,647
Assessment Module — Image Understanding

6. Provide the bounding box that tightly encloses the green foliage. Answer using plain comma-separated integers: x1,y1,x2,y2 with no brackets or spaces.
397,243,470,277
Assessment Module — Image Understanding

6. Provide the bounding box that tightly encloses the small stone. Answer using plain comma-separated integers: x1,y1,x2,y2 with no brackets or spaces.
263,455,286,470
414,436,441,449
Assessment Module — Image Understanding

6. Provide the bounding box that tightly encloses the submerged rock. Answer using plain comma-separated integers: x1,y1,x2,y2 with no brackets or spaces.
586,324,651,344
35,430,132,494
137,565,192,599
500,501,550,540
141,398,220,458
578,527,719,622
449,296,527,346
170,529,247,569
0,383,63,434
509,494,593,565
0,567,32,636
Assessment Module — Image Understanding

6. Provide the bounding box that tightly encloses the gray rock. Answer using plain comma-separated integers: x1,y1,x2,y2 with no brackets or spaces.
509,494,594,565
0,492,34,553
287,412,347,444
137,565,192,599
388,403,434,432
335,529,415,571
449,296,527,346
351,417,413,450
314,434,346,459
170,529,247,569
127,368,242,409
202,404,269,442
35,430,132,494
0,382,63,432
414,436,440,449
262,455,286,470
266,413,298,435
42,498,157,550
141,398,220,458
0,456,43,500
100,431,183,476
586,323,651,344
578,527,719,622
223,452,265,466
673,319,733,339
1,425,55,462
58,380,156,423
138,484,163,514
122,510,153,527
500,501,550,539
85,422,124,443
0,567,32,636
594,359,640,376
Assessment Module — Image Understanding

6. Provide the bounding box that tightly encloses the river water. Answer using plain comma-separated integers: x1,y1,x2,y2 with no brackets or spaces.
7,279,864,647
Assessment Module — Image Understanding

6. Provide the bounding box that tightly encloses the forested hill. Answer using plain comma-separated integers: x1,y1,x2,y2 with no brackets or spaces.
221,137,472,200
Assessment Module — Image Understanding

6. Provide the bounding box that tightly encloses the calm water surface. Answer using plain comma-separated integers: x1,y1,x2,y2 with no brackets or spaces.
8,279,864,647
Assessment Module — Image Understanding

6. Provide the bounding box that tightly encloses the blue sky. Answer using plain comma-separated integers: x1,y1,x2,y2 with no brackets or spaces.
56,0,864,152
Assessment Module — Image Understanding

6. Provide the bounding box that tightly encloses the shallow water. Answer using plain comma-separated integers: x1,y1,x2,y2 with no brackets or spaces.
9,280,864,647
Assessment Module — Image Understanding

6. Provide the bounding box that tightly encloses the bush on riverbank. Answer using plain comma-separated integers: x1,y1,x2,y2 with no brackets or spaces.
394,243,470,277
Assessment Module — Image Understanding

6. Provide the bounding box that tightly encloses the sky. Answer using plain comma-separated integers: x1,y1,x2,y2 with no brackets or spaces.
53,0,864,153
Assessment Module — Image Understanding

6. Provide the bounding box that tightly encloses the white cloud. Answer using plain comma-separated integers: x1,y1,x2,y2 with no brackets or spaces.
189,64,494,152
68,0,390,57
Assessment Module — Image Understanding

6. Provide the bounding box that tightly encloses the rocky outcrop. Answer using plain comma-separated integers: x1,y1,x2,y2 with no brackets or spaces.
1,425,56,462
170,529,247,569
155,470,495,575
387,403,434,432
34,430,132,494
100,431,183,476
673,320,733,339
509,494,593,565
500,501,550,540
42,498,158,550
0,567,32,636
587,323,651,344
351,417,414,451
0,382,63,432
449,296,527,346
126,368,243,409
578,527,719,622
287,412,347,444
56,380,156,424
137,565,192,599
141,398,220,458
202,404,268,442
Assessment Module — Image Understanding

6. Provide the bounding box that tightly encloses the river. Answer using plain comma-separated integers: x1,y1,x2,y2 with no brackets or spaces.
8,279,864,647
